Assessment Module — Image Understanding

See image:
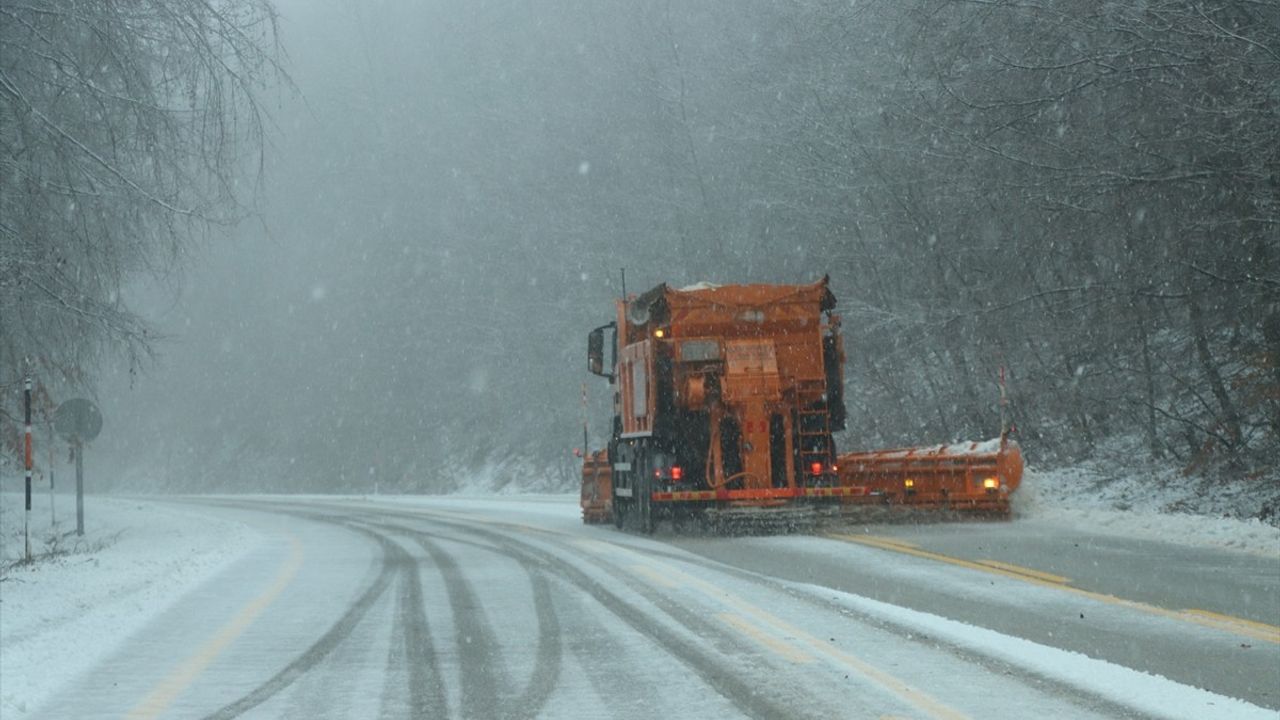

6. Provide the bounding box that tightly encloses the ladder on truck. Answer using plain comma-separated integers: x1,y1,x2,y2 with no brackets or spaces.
796,403,834,486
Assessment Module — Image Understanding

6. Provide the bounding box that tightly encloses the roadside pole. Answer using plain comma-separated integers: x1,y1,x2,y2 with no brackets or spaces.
48,418,56,528
75,437,84,536
581,382,589,453
49,454,55,528
24,376,33,562
999,365,1008,439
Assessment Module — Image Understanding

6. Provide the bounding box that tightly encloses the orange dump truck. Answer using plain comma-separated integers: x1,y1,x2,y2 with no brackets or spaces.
580,278,1022,530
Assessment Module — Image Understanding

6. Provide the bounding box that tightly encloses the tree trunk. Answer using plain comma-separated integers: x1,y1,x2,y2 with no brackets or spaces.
1188,295,1243,449
1138,300,1161,458
1263,305,1280,441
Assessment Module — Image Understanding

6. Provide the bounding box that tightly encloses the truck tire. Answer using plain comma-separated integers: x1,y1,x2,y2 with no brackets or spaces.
637,465,655,534
613,495,625,529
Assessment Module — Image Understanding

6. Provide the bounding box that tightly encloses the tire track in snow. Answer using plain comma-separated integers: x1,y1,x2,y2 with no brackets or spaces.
351,515,565,720
278,586,395,720
509,569,562,719
207,505,451,719
201,500,895,719
201,522,400,720
410,534,509,719
381,543,448,719
391,511,804,720
550,579,670,718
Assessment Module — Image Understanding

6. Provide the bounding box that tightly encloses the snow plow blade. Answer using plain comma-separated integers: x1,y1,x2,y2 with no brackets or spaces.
580,449,612,523
836,437,1022,516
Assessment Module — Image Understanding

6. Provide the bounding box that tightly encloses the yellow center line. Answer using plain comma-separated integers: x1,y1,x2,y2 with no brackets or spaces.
679,567,970,720
570,538,617,555
126,536,305,720
617,553,970,720
833,534,1065,585
863,535,920,550
827,533,1280,645
717,613,814,663
630,563,681,588
1181,609,1280,641
973,559,1070,584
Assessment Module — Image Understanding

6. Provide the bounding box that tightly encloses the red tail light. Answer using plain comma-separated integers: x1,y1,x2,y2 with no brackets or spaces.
671,466,683,481
810,461,823,476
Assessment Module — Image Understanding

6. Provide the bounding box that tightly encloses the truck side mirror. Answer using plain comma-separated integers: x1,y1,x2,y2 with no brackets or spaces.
587,322,616,380
588,328,605,375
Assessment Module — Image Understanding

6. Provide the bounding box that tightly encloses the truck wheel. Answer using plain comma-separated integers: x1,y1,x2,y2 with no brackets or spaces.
638,474,656,535
613,496,625,529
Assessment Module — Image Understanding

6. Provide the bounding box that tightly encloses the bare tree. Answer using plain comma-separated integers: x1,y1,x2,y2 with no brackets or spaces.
0,0,282,435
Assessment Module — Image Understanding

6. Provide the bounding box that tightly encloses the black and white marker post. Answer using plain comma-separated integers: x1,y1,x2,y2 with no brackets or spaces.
24,376,33,562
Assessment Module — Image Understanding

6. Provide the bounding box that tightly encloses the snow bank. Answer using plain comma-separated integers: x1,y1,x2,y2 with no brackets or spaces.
803,583,1274,720
0,493,260,717
847,437,1005,458
1015,461,1280,556
445,455,574,495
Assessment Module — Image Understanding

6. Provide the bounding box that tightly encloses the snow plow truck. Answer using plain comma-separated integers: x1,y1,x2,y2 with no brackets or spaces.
580,277,1022,531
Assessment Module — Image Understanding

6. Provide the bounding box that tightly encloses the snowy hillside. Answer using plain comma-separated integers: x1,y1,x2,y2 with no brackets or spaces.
1017,459,1280,555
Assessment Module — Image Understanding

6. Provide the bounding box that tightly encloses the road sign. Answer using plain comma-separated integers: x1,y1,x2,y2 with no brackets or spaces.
54,398,100,537
54,398,102,442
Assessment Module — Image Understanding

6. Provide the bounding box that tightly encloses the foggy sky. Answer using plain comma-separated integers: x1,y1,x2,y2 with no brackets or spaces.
95,1,822,491
85,0,1280,491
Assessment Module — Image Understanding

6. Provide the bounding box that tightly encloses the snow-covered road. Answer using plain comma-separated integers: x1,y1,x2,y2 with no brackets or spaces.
2,494,1277,719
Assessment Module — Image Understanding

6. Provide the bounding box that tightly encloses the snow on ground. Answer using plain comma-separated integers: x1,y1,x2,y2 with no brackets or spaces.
0,468,1273,717
0,492,260,717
